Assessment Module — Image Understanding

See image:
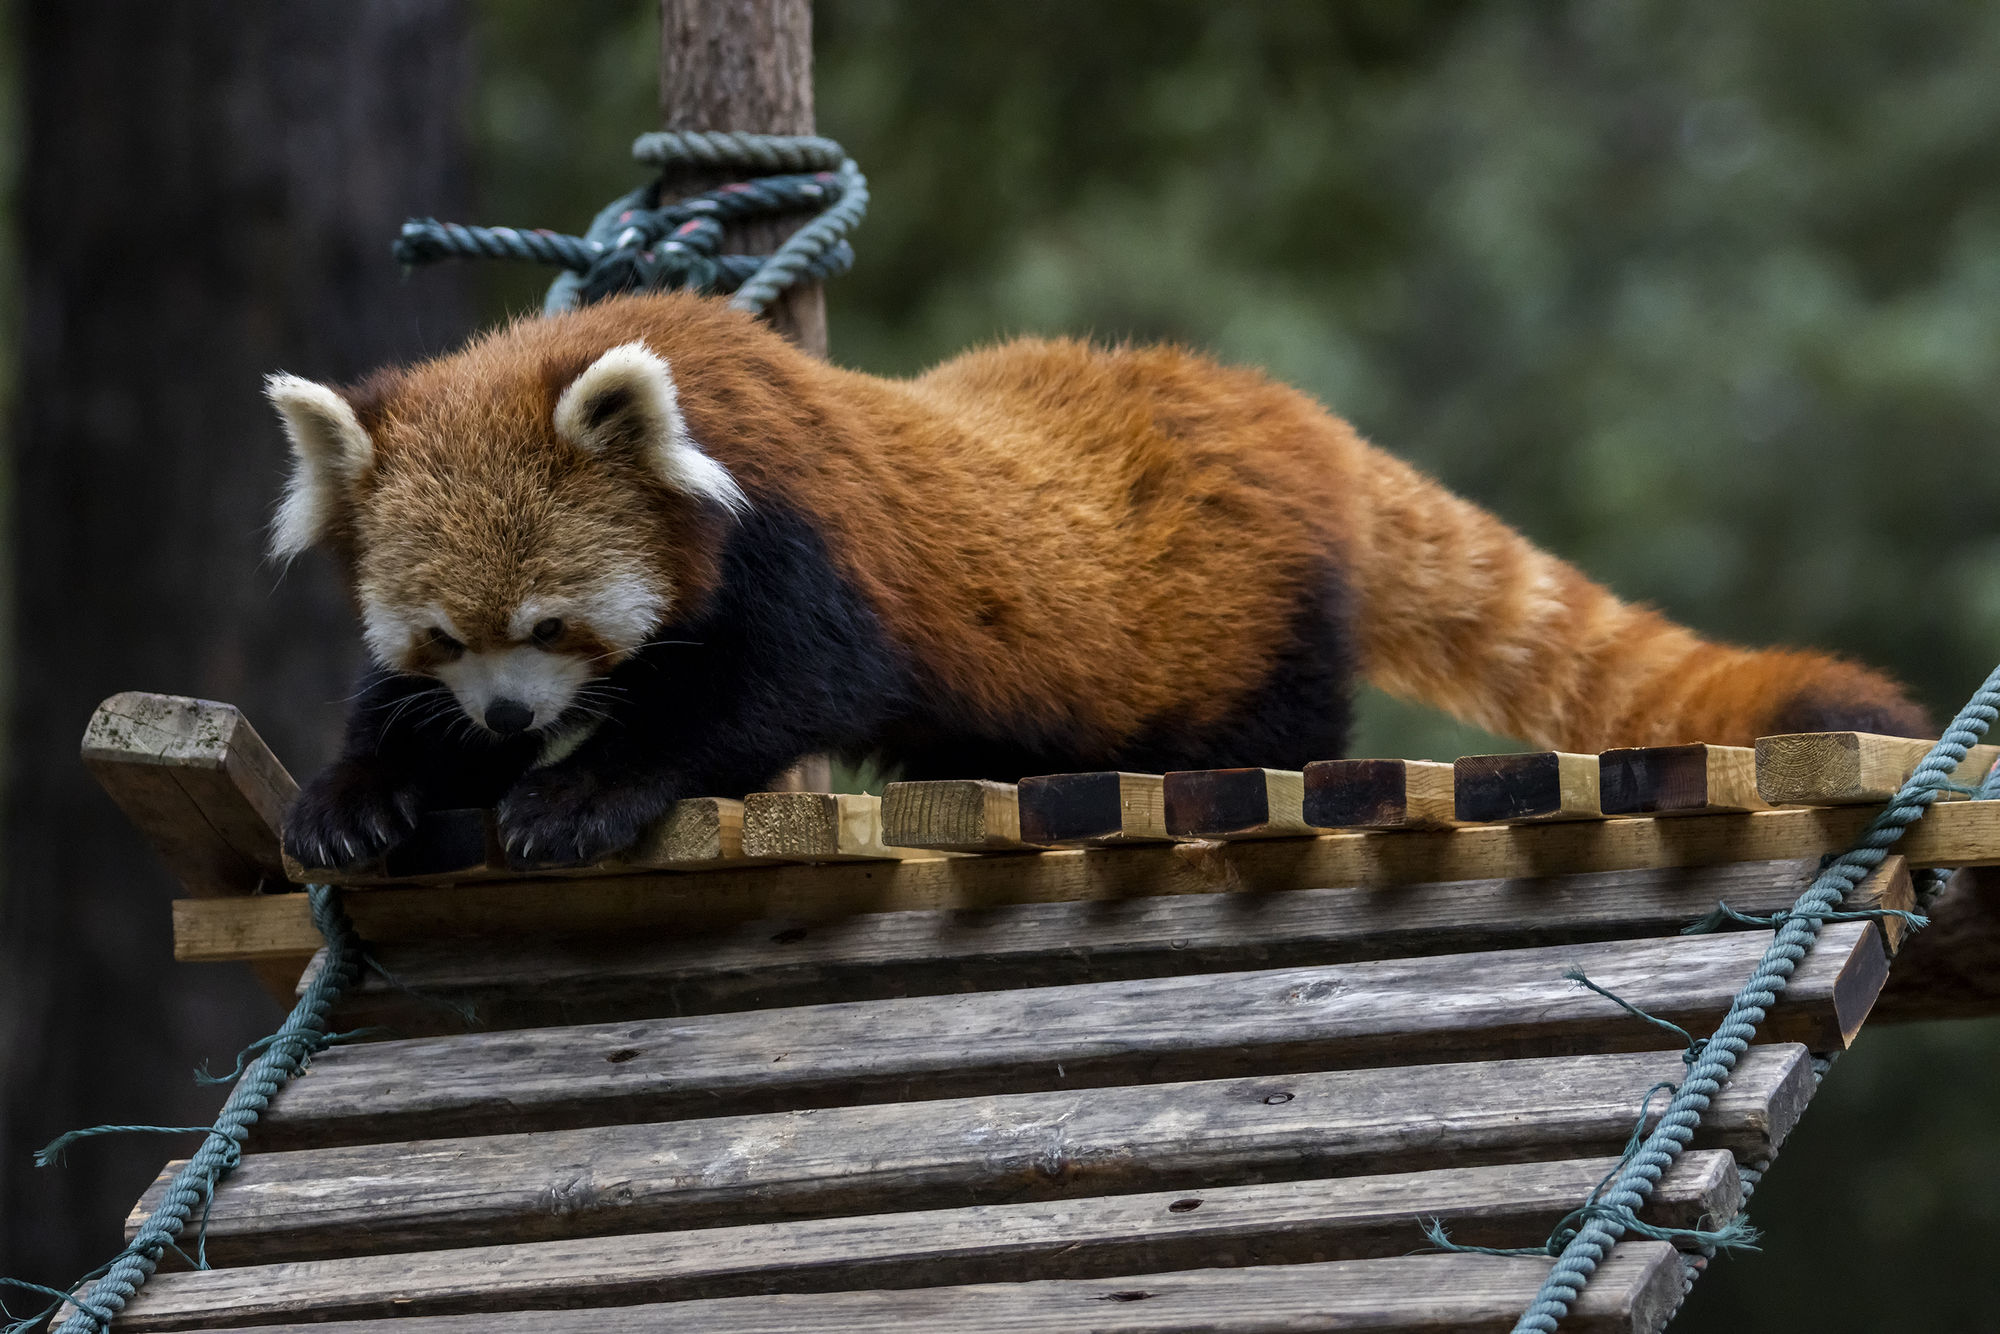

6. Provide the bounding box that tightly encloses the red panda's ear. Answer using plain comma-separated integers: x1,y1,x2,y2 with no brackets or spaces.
265,373,373,562
552,342,748,515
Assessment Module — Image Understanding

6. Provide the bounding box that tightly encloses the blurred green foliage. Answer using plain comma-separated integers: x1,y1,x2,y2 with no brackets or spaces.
464,3,2000,1326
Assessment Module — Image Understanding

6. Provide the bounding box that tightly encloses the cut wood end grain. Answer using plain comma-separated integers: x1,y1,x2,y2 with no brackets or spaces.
1017,772,1172,846
1162,768,1313,839
742,792,934,862
1599,745,1766,816
1454,751,1602,823
1756,731,2000,806
880,780,1039,852
1302,758,1458,830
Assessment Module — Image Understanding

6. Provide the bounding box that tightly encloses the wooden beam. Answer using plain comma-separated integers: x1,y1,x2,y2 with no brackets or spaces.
742,792,930,862
881,780,1040,852
1455,752,1603,823
113,1245,1686,1334
254,925,1876,1150
1017,772,1171,846
1756,731,2000,806
1599,745,1766,816
133,1044,1809,1263
173,800,2000,965
1162,768,1314,839
1302,758,1457,830
115,1158,1730,1328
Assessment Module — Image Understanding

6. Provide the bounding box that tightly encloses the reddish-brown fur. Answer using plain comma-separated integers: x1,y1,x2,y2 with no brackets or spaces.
342,289,1926,754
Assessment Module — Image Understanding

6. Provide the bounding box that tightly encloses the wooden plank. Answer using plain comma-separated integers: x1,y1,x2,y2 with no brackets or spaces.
1756,731,2000,806
112,1245,1687,1334
255,926,1876,1149
1162,768,1314,839
133,1045,1809,1263
1018,771,1171,845
1599,745,1766,816
1456,752,1603,823
308,857,1886,1035
1302,758,1458,830
116,1156,1732,1328
174,801,2000,965
881,780,1041,852
743,792,931,862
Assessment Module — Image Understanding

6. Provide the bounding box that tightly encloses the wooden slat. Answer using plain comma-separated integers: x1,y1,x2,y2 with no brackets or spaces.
881,780,1041,852
743,792,928,862
1755,731,2000,806
1599,745,1766,816
1162,768,1314,839
255,925,1878,1149
133,1045,1810,1263
114,1245,1687,1334
1456,752,1603,823
309,857,1914,1036
116,1157,1729,1328
1302,758,1457,830
175,800,2000,964
1017,771,1171,845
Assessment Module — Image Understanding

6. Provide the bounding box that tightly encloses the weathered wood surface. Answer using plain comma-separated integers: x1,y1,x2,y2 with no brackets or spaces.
1163,768,1314,839
81,691,295,897
1456,752,1603,823
1599,745,1766,816
255,926,1879,1149
178,801,2000,965
743,792,929,862
1755,731,2000,806
1018,771,1172,845
135,1045,1807,1262
882,780,1040,852
115,1153,1732,1329
1302,758,1458,830
307,857,1907,1035
121,1245,1687,1334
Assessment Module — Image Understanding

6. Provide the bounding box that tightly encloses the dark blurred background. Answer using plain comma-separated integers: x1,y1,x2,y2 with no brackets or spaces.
4,2,2000,1328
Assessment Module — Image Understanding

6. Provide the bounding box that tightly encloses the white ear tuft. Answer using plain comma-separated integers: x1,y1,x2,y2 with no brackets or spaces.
553,342,749,515
265,373,373,561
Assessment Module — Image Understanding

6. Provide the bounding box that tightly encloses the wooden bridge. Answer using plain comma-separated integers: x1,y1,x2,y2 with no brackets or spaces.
72,690,2000,1332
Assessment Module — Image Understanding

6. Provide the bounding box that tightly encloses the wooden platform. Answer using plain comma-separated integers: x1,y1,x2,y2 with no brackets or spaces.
81,694,2000,1333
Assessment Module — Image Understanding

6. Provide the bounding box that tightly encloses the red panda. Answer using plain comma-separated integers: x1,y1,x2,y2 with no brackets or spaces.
267,289,1927,867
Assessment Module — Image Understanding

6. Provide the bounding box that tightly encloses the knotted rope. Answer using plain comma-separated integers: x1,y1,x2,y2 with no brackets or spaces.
1504,659,2000,1333
392,130,867,316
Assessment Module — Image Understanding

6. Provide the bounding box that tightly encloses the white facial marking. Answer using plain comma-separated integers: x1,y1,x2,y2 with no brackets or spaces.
360,599,454,670
265,373,374,562
552,342,750,515
436,645,595,733
580,570,667,652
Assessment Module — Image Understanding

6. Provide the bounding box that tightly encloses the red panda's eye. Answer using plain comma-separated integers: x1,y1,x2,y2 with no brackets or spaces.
427,627,464,658
531,617,564,646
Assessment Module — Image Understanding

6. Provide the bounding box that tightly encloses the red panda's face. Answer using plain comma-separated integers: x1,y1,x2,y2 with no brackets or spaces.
265,340,746,738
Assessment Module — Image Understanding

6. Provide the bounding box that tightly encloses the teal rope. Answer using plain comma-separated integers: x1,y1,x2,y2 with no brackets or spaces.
394,130,867,318
1510,659,2000,1333
0,885,361,1334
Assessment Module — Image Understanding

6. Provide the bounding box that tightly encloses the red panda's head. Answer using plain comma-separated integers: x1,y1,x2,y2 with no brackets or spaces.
265,339,746,738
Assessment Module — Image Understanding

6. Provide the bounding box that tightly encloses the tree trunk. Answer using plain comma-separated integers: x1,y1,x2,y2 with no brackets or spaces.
0,0,472,1286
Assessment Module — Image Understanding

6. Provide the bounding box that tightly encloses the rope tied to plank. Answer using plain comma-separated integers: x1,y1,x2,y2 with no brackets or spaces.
0,885,362,1334
1504,657,2000,1334
392,130,868,317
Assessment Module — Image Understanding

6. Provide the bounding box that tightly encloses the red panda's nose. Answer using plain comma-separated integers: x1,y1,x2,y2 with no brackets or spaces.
485,700,534,735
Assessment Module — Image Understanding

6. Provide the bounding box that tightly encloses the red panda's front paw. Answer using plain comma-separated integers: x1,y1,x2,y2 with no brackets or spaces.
497,768,661,868
284,761,423,871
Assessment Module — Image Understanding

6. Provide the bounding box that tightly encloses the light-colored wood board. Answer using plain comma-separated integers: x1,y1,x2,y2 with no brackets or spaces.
252,924,1877,1149
1018,771,1172,845
177,801,2000,964
305,857,1895,1036
1756,732,2000,806
1456,752,1603,823
1303,758,1458,830
117,1159,1731,1329
1163,768,1315,839
1599,745,1766,816
113,1244,1686,1334
132,1045,1808,1263
881,780,1041,852
743,792,931,862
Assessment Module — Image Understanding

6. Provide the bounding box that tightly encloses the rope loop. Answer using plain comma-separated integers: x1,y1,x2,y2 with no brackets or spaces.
392,131,867,318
